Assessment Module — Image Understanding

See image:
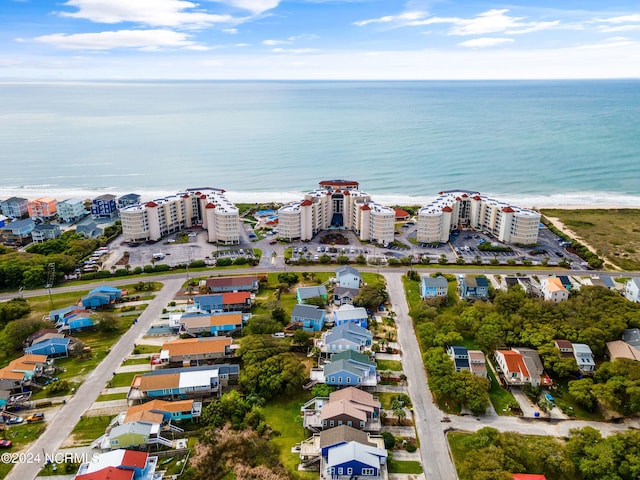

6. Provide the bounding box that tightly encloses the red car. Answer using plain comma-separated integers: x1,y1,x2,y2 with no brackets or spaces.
0,440,12,448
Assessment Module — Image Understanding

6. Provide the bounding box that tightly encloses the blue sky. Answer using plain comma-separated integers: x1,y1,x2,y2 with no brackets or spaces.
2,0,640,79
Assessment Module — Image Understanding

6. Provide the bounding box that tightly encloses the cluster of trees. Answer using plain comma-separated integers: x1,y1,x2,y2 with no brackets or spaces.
455,426,640,480
569,359,640,415
237,334,306,400
0,298,30,325
424,348,490,415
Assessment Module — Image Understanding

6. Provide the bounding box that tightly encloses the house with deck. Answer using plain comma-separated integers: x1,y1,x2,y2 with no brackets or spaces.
333,304,369,328
494,348,550,388
625,277,640,303
323,440,387,479
0,218,35,246
75,449,159,480
0,354,49,392
31,224,62,243
447,346,470,372
542,277,570,302
117,193,142,209
81,286,122,309
203,275,259,293
179,312,243,336
421,276,449,300
301,387,381,433
27,197,57,222
333,287,360,306
468,350,487,378
160,337,233,367
291,304,326,332
25,336,70,358
57,198,86,223
336,266,362,289
0,197,29,219
572,343,595,374
191,292,252,313
127,364,239,405
320,323,373,354
459,275,489,300
320,350,377,387
91,194,118,219
297,286,328,304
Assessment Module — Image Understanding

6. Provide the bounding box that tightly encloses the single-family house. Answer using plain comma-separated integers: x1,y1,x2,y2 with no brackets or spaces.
191,292,252,313
27,197,57,222
203,275,259,293
160,337,233,367
0,354,49,392
118,193,142,209
321,323,373,354
297,285,328,304
554,340,574,358
25,337,70,358
179,312,243,336
0,218,35,245
447,346,470,372
324,441,387,479
324,350,377,387
333,287,360,306
0,196,28,219
291,304,326,332
542,277,570,302
459,275,489,300
333,304,369,328
91,194,118,219
298,425,383,465
494,348,549,388
468,350,487,378
572,343,595,374
127,364,239,404
302,387,382,433
75,449,159,480
421,276,448,299
589,276,616,290
557,275,574,290
31,224,62,243
75,220,105,239
81,286,122,309
606,340,640,361
336,266,362,289
56,198,86,223
625,277,640,303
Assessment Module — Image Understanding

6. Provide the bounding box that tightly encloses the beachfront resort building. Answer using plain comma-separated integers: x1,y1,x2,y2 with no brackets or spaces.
277,180,395,244
416,190,540,245
120,187,240,244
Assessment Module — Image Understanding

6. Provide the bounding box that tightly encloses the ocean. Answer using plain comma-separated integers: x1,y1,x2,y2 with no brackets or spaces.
1,80,639,208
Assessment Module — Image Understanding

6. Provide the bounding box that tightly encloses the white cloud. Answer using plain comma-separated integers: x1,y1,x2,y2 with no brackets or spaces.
576,36,637,50
58,0,241,28
355,8,560,37
224,28,239,34
271,48,319,54
597,14,640,24
263,39,290,45
598,24,640,33
354,11,427,27
458,37,514,48
31,29,202,50
220,0,281,15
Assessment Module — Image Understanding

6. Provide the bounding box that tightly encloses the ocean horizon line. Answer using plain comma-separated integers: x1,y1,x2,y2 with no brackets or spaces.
1,186,639,211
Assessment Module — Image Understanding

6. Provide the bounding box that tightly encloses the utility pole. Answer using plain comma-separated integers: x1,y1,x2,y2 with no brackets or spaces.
45,263,55,308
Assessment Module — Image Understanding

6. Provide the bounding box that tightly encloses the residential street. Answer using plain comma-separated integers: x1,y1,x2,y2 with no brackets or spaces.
383,271,459,480
5,278,185,480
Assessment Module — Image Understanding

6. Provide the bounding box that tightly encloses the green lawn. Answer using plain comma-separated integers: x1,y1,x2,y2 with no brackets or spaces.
388,460,423,474
122,356,151,366
133,344,161,355
261,390,317,480
109,371,145,388
487,365,517,415
95,392,128,402
376,359,403,372
66,415,113,446
0,422,48,478
552,381,604,421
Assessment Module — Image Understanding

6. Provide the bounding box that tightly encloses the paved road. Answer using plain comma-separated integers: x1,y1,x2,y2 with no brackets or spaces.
6,278,184,480
383,271,459,480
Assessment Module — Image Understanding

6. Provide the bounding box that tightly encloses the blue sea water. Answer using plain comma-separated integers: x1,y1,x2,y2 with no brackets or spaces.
0,80,639,207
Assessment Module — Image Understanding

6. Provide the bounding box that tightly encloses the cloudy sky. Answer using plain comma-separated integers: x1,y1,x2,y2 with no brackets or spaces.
2,0,640,79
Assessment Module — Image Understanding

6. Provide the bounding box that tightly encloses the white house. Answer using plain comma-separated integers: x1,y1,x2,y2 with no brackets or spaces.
572,343,595,374
625,278,640,303
542,277,569,302
336,266,362,290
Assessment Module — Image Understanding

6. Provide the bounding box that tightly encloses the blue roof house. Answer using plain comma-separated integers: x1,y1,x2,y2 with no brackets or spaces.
336,266,362,290
324,350,377,387
81,286,122,309
324,441,387,479
49,305,82,324
333,304,368,328
56,313,95,333
447,346,470,372
297,286,328,304
291,304,326,332
25,337,70,358
459,275,489,300
421,276,449,299
323,323,373,353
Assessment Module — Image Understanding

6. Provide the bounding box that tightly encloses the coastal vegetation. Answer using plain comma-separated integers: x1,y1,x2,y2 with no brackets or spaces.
449,426,640,480
541,208,640,270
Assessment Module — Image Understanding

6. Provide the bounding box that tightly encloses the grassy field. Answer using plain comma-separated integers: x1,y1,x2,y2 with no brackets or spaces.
541,208,640,270
487,365,517,415
121,356,151,366
388,460,423,474
376,359,403,372
261,390,317,480
109,371,145,388
0,422,48,478
133,344,161,354
64,415,112,447
95,392,128,402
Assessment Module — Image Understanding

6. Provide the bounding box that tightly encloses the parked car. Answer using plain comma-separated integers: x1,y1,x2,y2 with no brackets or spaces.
0,440,12,448
26,412,44,423
6,417,23,425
